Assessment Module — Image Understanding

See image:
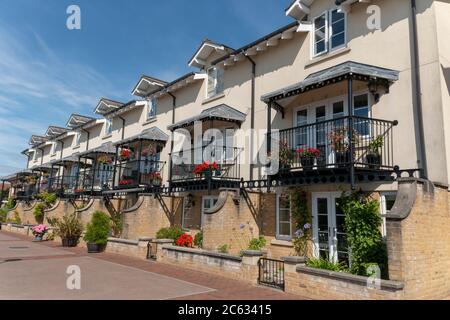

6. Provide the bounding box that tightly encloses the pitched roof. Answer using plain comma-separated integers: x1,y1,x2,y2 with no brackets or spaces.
188,39,234,69
45,126,69,138
132,75,168,97
94,98,124,115
167,104,246,131
66,114,96,129
29,135,48,146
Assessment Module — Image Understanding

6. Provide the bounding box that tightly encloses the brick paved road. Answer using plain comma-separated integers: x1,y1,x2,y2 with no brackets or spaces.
0,231,305,300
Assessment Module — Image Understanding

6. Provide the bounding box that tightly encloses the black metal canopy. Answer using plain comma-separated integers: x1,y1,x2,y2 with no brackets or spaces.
167,104,247,131
78,142,116,159
113,127,169,147
261,61,400,103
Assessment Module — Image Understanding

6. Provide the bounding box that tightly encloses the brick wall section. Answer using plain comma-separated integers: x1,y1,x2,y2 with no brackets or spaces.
202,191,260,255
386,183,450,299
76,198,109,226
122,195,183,240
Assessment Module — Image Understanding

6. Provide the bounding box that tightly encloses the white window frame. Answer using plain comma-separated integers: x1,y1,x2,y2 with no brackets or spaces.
206,66,224,99
201,196,219,227
380,192,397,237
104,118,113,137
74,131,81,147
276,193,292,241
50,142,57,156
312,8,347,58
147,98,157,120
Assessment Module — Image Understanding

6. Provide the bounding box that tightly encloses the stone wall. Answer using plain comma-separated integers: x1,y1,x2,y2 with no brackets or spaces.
105,237,150,259
386,179,450,299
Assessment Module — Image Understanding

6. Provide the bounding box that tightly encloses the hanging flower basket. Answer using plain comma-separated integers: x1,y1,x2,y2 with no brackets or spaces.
119,148,132,161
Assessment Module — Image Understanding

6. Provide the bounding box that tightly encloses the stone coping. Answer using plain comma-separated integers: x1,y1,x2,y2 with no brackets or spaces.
107,237,139,246
162,245,243,262
241,250,263,257
282,256,306,264
296,265,404,291
139,237,153,242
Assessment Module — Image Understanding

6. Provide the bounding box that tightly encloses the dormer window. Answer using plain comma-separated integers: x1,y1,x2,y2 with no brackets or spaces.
313,9,347,57
147,98,157,120
105,118,113,137
207,66,224,99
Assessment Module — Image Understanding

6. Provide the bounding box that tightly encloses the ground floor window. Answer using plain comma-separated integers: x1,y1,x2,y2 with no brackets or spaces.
201,196,219,227
380,192,397,237
276,193,292,240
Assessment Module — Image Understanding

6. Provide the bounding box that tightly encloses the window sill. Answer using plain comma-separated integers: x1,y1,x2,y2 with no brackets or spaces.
202,92,225,105
73,145,80,150
102,134,112,140
271,239,293,247
143,117,157,126
306,47,351,68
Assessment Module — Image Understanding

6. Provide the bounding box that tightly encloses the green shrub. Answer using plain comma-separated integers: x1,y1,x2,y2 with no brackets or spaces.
83,211,110,245
110,213,123,238
156,226,184,241
248,236,267,251
34,203,46,223
47,214,83,240
194,232,203,248
339,192,388,278
217,244,229,254
5,198,16,210
7,210,21,225
0,208,7,223
36,192,57,206
306,257,347,272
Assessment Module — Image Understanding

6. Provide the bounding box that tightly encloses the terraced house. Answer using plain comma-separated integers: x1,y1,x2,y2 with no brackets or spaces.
2,0,450,299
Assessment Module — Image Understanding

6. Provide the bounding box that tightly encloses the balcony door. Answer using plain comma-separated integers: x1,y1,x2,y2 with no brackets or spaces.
294,97,347,167
312,192,349,264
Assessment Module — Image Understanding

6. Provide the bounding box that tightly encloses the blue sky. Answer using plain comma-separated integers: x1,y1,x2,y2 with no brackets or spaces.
0,0,293,176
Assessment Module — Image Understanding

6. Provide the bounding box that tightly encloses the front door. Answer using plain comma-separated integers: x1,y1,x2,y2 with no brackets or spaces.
312,192,349,264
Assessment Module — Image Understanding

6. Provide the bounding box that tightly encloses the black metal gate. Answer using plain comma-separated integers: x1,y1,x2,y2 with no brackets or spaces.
147,240,157,260
258,258,285,291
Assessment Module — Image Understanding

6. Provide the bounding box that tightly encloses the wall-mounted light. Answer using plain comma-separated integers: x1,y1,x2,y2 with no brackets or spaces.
368,79,380,103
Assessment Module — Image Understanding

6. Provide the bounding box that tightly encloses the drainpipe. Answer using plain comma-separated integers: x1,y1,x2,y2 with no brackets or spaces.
118,116,126,140
167,92,176,192
410,0,428,179
59,141,65,160
245,55,256,181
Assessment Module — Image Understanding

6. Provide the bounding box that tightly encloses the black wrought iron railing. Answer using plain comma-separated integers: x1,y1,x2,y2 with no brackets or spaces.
272,116,396,173
77,167,115,193
170,146,242,182
48,175,78,194
114,159,165,189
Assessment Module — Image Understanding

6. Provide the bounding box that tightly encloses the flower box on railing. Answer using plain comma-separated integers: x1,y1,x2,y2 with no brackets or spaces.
193,161,221,178
119,179,134,186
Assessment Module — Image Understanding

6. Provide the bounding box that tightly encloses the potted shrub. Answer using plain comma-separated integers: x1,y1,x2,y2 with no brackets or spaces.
279,140,294,171
366,136,384,169
47,214,83,247
296,148,320,168
31,224,49,241
83,211,111,253
156,226,184,241
328,127,359,167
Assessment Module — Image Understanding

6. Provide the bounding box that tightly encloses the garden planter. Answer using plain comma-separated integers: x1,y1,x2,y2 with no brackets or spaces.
87,243,106,253
62,238,79,248
335,151,350,167
366,152,381,169
300,157,316,168
33,236,43,242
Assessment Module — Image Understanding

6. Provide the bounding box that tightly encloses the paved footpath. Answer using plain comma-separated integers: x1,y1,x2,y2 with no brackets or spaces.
0,231,305,300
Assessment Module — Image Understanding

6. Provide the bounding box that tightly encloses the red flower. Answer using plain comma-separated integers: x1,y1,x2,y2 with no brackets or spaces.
193,161,221,175
120,149,131,158
175,234,193,248
296,148,321,158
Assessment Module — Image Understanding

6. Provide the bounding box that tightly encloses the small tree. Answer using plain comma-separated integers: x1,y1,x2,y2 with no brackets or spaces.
83,211,110,245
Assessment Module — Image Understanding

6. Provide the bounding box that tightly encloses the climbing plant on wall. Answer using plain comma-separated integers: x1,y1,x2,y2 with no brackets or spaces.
289,189,313,257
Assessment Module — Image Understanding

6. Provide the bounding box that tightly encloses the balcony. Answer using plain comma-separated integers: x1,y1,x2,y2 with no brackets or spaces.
76,165,115,195
48,175,78,196
114,159,165,191
170,146,242,191
270,116,397,184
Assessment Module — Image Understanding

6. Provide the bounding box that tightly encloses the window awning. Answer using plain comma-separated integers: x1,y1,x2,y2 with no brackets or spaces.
261,61,400,103
113,127,169,147
78,142,116,158
50,155,80,166
167,104,247,131
30,164,53,172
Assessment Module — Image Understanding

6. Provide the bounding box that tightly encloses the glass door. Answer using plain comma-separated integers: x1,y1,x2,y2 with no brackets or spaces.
312,193,349,264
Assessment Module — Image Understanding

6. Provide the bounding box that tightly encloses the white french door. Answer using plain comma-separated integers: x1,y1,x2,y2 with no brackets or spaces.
312,192,349,264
